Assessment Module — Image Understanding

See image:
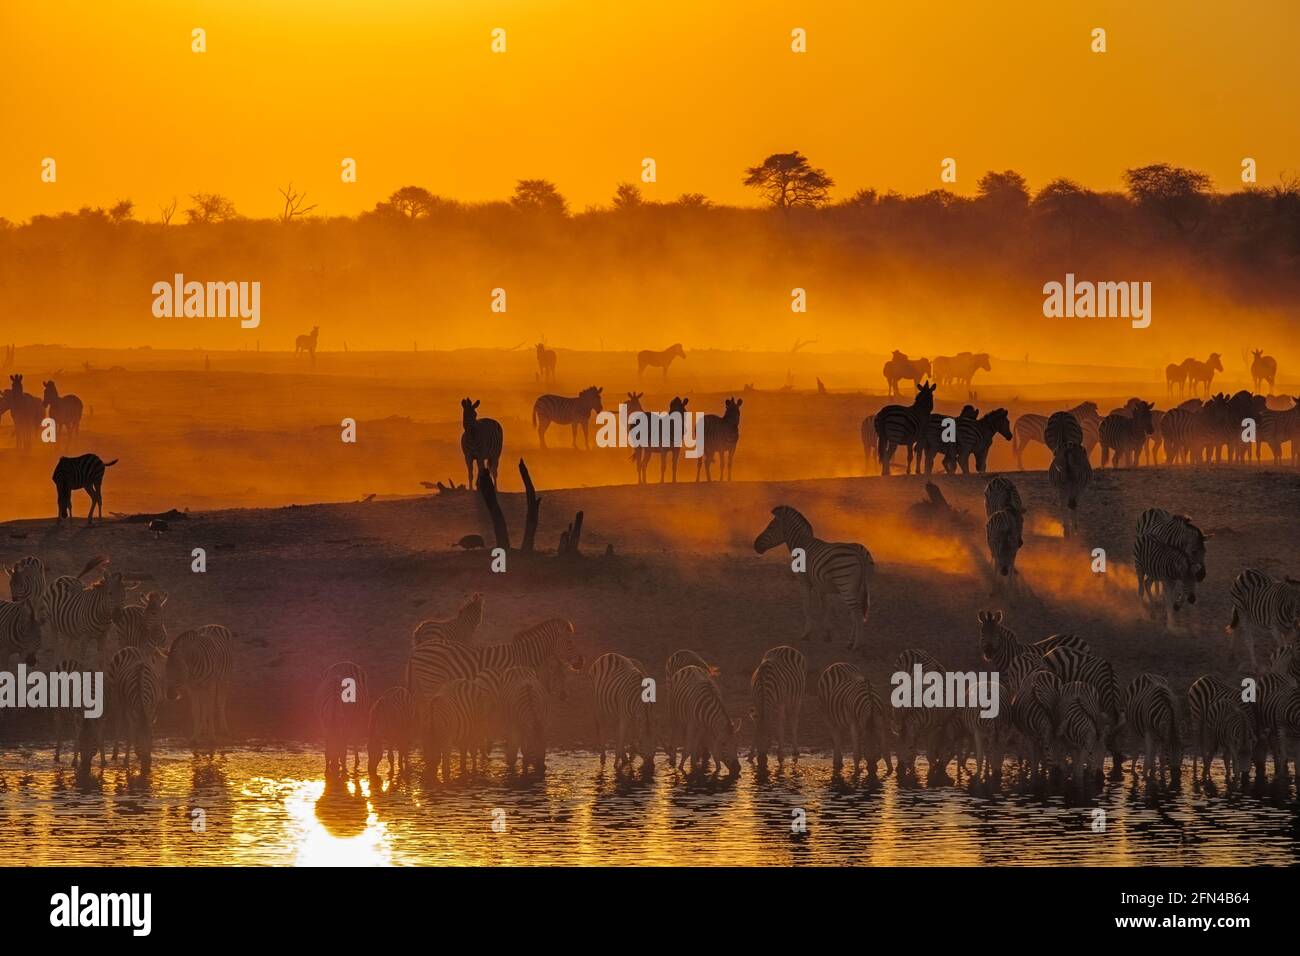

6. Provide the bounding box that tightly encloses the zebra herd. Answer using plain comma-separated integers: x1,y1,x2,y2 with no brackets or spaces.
0,554,233,774
0,373,85,450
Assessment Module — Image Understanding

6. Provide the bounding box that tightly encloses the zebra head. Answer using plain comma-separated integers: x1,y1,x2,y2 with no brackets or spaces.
669,396,688,414
974,352,991,372
1208,352,1224,372
976,610,1007,661
915,381,937,413
669,343,686,360
987,408,1013,441
460,397,480,427
754,505,812,553
579,386,604,413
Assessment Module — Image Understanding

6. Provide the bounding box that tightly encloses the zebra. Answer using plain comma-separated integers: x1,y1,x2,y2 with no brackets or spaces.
2,374,43,450
44,571,129,663
671,664,742,776
1098,401,1154,467
535,342,557,384
1009,668,1063,781
982,475,1023,520
754,505,874,649
501,667,548,774
112,590,169,650
664,649,718,681
1250,349,1278,394
636,396,690,483
1158,407,1200,464
1225,569,1300,670
532,386,603,449
116,648,165,774
697,396,742,481
2,555,46,605
1048,441,1091,536
0,596,43,666
408,620,580,702
891,648,954,780
316,660,368,775
50,654,93,766
1120,674,1182,782
52,454,118,524
589,652,654,770
1165,361,1188,397
975,610,1089,670
882,351,931,398
942,407,1012,474
1044,410,1083,455
945,351,991,389
914,405,977,475
985,509,1024,596
1055,681,1108,786
1135,508,1207,581
1269,642,1300,685
817,662,892,778
1201,695,1257,789
749,645,806,770
1257,399,1298,465
859,414,877,473
1041,645,1122,768
104,644,165,766
367,686,417,776
1011,402,1099,468
875,381,936,475
1183,353,1223,398
1256,673,1300,784
295,326,319,362
166,624,234,746
421,677,483,781
412,592,484,646
460,398,503,487
1187,675,1255,786
637,343,685,380
42,381,83,440
1133,535,1199,629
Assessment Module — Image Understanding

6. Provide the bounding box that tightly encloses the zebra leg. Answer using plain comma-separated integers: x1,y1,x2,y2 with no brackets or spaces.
570,423,579,449
798,583,815,642
537,418,548,448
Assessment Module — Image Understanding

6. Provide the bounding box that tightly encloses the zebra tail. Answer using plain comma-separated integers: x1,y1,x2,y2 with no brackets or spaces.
103,459,119,467
1225,607,1239,634
859,563,871,622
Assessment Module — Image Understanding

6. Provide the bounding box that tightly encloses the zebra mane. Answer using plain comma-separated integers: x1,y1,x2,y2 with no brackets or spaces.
773,506,814,538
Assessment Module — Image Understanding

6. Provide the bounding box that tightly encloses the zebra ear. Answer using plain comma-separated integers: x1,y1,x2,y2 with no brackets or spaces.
977,611,989,623
992,610,1003,622
473,400,480,409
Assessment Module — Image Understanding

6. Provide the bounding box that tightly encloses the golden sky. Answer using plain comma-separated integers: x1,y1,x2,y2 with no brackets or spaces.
1,0,1296,220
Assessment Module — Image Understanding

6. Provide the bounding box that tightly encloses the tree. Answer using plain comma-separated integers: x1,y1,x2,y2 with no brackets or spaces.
976,170,1030,213
1123,163,1212,233
674,192,712,208
612,182,643,209
158,197,178,225
742,151,834,210
278,183,318,223
374,185,445,220
511,179,568,216
186,193,237,223
108,199,134,223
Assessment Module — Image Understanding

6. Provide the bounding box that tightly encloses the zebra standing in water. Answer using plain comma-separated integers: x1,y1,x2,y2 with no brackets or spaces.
407,622,580,703
460,398,503,487
1048,441,1091,536
532,385,603,449
697,396,742,481
637,343,685,380
501,667,549,774
167,624,234,747
817,662,892,778
1121,674,1182,783
874,381,937,475
753,506,874,649
671,664,742,776
1187,674,1255,787
589,652,654,771
316,661,369,775
1041,645,1123,771
1225,569,1300,670
368,686,417,776
411,593,484,646
422,677,485,780
749,645,806,770
1098,401,1154,467
52,454,118,525
1055,681,1108,786
116,648,165,774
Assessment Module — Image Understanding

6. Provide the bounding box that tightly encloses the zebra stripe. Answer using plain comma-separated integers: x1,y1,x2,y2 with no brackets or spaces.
421,677,483,780
408,619,578,701
1012,402,1099,468
532,386,604,449
367,686,417,775
118,649,164,774
1134,535,1199,624
697,397,742,481
45,572,128,663
1257,673,1300,781
590,652,654,770
1049,441,1091,536
112,591,169,650
501,668,548,773
671,664,741,775
412,593,484,646
664,649,717,681
0,596,43,665
1226,569,1300,669
983,476,1023,519
975,609,1089,671
1055,680,1107,784
52,453,117,523
316,660,368,774
1135,508,1207,579
985,510,1024,589
1098,403,1154,467
3,556,46,604
460,397,504,486
891,648,952,778
817,661,891,777
754,505,873,649
1040,646,1121,766
874,382,937,475
749,645,806,769
1009,668,1062,779
1202,695,1256,787
944,408,1012,474
166,624,233,743
1120,674,1181,780
1044,411,1083,455
1158,407,1200,464
1257,402,1299,465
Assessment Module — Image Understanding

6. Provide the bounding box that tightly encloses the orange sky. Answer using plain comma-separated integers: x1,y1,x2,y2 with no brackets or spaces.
2,0,1296,220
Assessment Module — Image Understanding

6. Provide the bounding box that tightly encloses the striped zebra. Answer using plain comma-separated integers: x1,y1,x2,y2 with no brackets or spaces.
42,381,83,440
166,624,233,746
117,648,165,775
1055,680,1108,785
1257,400,1299,465
589,652,654,770
1012,402,1099,468
3,555,47,605
536,343,557,383
421,677,483,781
753,505,874,649
891,647,955,780
53,454,118,525
1184,353,1224,398
1269,642,1300,685
1009,668,1062,781
1133,535,1199,629
1226,569,1300,670
0,596,43,666
983,475,1023,519
985,509,1024,596
664,648,719,681
1041,645,1122,768
636,396,690,483
412,592,484,646
1135,508,1207,581
749,645,806,769
874,381,937,475
1158,406,1201,464
671,663,742,776
975,610,1089,670
45,571,129,664
697,396,742,481
1187,675,1254,786
1120,674,1182,782
532,385,604,449
817,662,891,777
1257,673,1300,784
501,667,548,774
1044,411,1083,455
104,644,164,765
943,408,1012,474
408,619,580,701
859,413,878,473
914,405,977,475
1098,401,1154,467
112,591,169,650
637,343,685,380
51,655,92,766
367,686,417,776
1048,441,1091,536
316,661,369,774
460,398,504,487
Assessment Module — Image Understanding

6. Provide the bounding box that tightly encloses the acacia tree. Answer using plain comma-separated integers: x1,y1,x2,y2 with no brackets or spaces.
186,193,237,223
373,185,446,219
278,183,318,223
612,182,643,209
1123,163,1212,233
742,151,834,210
511,179,568,215
976,170,1030,214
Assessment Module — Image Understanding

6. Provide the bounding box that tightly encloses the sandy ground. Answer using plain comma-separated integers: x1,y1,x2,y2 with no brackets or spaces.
3,461,1296,749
